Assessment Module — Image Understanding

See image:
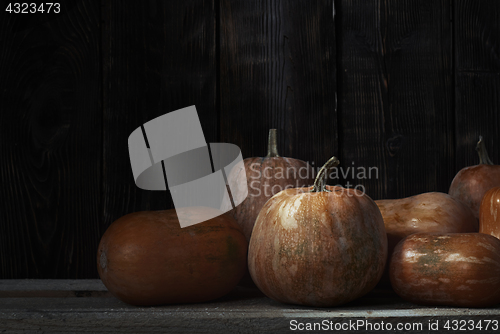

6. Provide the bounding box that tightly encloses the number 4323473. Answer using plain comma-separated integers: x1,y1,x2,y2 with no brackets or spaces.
6,3,61,13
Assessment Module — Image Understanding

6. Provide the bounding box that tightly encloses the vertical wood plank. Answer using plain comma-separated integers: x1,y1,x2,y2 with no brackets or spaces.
220,0,337,167
338,0,453,200
0,0,102,278
102,0,217,235
455,1,500,170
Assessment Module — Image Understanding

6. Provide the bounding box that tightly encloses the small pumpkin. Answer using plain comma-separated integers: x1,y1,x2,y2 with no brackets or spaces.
248,157,387,307
226,129,314,242
479,187,500,239
375,192,478,286
97,207,247,306
390,232,500,308
449,136,500,219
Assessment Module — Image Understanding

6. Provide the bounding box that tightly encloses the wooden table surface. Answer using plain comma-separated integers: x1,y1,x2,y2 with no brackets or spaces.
1,280,500,333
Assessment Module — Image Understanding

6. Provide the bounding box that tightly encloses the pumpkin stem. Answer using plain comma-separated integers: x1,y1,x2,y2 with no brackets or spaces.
476,136,494,165
266,129,280,157
310,156,340,192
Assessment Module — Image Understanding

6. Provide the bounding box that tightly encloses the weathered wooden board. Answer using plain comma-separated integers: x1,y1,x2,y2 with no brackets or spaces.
220,0,338,166
0,279,109,298
1,280,500,333
454,0,500,171
0,0,499,280
338,0,453,200
0,0,102,279
101,0,217,232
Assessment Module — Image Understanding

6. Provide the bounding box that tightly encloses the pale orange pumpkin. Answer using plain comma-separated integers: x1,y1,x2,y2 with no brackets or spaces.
375,192,478,286
226,129,314,242
248,157,387,307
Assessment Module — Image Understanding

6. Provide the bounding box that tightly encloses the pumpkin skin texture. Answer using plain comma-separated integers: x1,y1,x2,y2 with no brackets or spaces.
225,130,313,287
449,165,500,219
248,185,387,307
390,232,500,308
227,129,314,242
375,192,478,285
479,187,500,239
97,208,247,306
449,137,500,219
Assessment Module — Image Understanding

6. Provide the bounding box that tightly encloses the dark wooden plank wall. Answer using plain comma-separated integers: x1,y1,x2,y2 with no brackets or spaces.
0,0,102,278
101,0,217,244
0,0,498,278
339,0,453,200
220,0,337,167
455,0,500,169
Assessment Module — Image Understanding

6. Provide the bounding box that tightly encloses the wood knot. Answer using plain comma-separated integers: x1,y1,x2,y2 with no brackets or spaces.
386,134,404,157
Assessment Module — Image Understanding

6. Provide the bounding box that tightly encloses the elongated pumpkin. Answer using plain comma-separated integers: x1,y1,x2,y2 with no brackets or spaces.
248,157,387,307
97,207,247,306
375,192,478,285
390,232,500,308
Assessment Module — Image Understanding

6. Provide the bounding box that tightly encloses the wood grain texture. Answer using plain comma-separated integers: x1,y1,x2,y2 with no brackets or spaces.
454,1,500,172
0,0,498,280
338,0,453,200
1,281,499,333
455,74,500,168
0,0,102,278
220,0,337,167
102,0,217,234
455,0,500,72
0,279,110,298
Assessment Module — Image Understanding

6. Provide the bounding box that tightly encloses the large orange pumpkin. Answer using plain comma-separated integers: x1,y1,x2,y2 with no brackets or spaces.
97,207,247,306
248,157,387,307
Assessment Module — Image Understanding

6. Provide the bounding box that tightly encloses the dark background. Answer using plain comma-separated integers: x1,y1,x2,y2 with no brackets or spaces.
0,0,498,279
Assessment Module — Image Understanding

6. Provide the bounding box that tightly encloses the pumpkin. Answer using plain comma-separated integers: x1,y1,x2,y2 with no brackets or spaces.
390,232,500,307
97,207,247,306
248,157,387,307
449,136,500,219
375,192,478,286
226,129,314,242
479,187,500,239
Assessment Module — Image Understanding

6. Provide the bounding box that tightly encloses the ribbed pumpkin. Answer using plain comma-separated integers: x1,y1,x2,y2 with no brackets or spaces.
226,129,314,242
479,187,500,239
97,207,247,306
248,157,387,307
449,136,500,219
